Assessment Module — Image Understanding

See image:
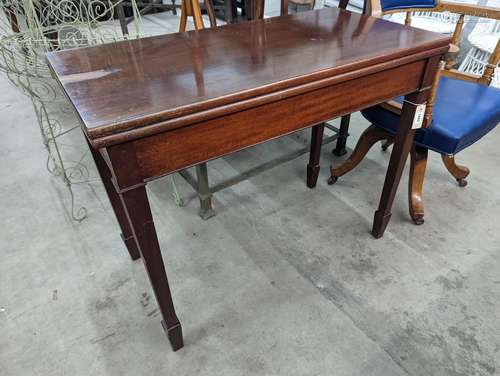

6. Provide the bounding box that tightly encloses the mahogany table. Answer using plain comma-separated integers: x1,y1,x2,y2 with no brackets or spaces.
47,8,450,351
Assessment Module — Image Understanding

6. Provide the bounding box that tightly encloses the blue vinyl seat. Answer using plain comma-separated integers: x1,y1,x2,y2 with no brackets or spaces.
381,0,436,11
327,0,500,226
361,76,500,155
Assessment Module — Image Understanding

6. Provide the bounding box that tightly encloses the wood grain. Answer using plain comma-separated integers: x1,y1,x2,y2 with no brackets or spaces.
47,8,450,146
130,60,426,185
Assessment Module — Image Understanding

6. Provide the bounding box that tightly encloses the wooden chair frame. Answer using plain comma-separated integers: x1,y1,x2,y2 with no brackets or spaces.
330,0,500,224
367,0,500,124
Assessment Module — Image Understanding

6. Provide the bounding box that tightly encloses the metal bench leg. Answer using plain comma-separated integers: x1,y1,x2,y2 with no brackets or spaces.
195,163,216,220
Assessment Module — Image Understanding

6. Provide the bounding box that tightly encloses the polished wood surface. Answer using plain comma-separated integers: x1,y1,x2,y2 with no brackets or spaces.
47,8,449,146
47,7,450,351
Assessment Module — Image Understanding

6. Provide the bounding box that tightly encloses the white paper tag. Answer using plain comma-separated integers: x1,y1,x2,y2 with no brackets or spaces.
412,104,426,129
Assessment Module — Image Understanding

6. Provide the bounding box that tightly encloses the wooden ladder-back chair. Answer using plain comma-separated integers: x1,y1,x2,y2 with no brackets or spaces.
328,0,500,225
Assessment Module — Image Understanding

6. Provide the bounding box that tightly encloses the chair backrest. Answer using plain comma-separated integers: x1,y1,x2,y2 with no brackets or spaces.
364,0,500,126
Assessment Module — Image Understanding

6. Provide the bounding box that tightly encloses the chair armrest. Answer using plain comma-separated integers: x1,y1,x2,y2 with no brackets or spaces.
438,2,500,20
442,69,483,83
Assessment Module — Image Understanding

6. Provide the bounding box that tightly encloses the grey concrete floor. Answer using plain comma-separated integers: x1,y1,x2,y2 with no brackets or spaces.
2,18,500,376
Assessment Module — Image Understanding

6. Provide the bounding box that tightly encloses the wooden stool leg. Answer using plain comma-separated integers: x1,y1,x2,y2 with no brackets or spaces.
191,0,205,29
332,114,350,156
328,124,390,185
307,123,325,188
441,154,469,187
408,145,428,225
179,0,188,32
119,186,184,351
88,142,140,261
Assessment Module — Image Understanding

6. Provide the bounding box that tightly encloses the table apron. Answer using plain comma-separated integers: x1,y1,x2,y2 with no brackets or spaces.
126,59,427,187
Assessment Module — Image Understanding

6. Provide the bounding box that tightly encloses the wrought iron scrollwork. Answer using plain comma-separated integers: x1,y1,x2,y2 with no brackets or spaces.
0,0,144,221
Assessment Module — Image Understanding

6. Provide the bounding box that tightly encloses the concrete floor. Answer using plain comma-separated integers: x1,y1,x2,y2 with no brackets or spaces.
2,11,500,376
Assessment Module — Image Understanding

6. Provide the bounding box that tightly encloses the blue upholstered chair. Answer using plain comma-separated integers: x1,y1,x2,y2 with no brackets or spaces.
329,0,500,224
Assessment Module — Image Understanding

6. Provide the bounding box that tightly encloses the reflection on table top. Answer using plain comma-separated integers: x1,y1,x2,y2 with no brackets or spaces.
47,7,449,139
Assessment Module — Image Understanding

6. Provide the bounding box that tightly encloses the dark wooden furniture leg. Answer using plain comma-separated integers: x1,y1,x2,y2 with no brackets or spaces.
88,143,140,261
119,185,184,351
307,123,325,188
372,91,422,238
328,124,390,185
441,154,469,187
332,114,350,156
408,145,428,225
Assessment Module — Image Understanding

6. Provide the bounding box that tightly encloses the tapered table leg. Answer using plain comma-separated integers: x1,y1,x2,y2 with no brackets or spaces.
88,142,141,261
307,123,325,188
119,186,184,351
372,92,420,238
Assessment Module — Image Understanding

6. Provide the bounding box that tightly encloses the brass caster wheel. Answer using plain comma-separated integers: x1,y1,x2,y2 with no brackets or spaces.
457,178,468,187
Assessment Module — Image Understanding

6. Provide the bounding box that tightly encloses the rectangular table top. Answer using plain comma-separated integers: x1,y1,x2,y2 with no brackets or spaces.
47,8,449,145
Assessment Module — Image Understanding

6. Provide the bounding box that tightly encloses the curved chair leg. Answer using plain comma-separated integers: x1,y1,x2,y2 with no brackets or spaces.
441,154,470,187
381,139,393,151
328,125,391,185
408,145,428,225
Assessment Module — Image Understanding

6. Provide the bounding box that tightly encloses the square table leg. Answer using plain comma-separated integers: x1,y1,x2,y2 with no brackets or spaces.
89,142,141,261
118,185,184,351
307,123,325,188
371,90,422,238
89,142,183,351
